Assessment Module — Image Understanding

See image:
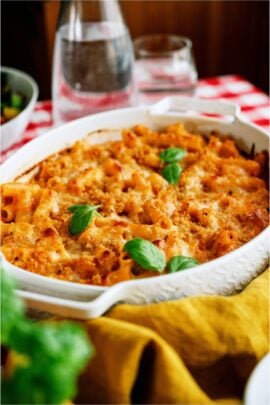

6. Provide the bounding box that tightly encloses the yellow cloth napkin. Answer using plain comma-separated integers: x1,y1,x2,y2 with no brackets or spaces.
75,269,269,404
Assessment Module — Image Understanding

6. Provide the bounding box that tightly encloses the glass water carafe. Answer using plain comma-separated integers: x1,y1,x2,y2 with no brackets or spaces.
52,0,137,125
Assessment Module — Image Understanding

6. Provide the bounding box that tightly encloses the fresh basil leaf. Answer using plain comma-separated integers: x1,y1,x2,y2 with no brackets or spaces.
161,163,182,185
124,238,166,272
167,256,200,273
68,204,100,235
160,147,186,163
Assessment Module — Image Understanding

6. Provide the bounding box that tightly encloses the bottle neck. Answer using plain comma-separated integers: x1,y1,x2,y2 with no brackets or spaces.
57,0,125,29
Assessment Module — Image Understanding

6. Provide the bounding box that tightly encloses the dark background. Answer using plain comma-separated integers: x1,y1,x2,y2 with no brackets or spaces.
2,0,269,100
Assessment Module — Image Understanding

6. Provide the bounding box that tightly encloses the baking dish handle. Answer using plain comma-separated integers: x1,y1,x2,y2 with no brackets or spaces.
17,283,134,319
149,96,241,120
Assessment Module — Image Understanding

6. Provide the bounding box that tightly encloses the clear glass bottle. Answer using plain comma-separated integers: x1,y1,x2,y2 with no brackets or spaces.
52,0,137,125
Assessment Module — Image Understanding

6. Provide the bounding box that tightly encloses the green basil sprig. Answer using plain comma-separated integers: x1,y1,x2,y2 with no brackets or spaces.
167,255,199,273
161,163,183,185
123,238,199,275
124,238,166,272
160,147,186,163
160,147,186,185
68,204,100,235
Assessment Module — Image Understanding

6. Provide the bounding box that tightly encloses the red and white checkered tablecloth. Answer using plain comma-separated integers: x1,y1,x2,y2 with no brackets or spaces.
1,74,269,162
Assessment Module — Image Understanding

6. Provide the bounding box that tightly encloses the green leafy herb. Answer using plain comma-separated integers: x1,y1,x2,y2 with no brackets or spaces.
1,271,24,346
167,256,200,273
124,238,166,272
1,270,94,404
160,147,186,163
68,204,100,235
161,163,182,185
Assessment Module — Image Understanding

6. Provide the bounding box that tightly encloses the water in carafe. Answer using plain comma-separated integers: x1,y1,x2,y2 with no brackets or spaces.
52,1,136,125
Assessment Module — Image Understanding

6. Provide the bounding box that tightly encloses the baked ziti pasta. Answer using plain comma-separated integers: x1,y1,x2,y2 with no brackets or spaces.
1,123,269,286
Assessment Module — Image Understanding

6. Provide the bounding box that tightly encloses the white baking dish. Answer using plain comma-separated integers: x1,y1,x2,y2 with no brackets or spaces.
1,96,269,318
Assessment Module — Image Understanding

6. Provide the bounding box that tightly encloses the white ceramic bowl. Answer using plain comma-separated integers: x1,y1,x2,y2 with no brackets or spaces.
1,96,269,318
244,353,270,405
1,66,39,150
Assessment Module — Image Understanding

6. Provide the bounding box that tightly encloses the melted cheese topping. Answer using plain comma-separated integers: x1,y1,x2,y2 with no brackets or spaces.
1,123,269,286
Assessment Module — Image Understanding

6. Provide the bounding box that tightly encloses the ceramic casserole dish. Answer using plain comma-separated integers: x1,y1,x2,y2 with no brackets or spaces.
1,97,269,318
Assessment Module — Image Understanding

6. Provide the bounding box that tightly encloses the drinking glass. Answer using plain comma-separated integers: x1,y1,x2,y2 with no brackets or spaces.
52,0,137,125
134,34,197,100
